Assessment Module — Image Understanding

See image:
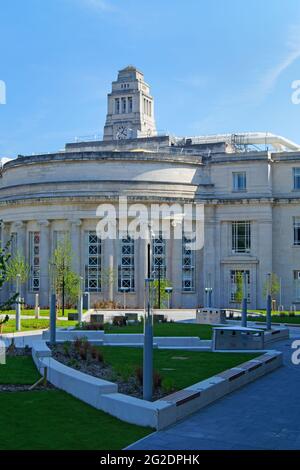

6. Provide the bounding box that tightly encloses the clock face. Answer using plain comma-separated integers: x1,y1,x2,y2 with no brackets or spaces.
116,125,128,139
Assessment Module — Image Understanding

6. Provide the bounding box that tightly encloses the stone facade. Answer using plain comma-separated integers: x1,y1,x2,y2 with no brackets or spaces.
1,68,300,310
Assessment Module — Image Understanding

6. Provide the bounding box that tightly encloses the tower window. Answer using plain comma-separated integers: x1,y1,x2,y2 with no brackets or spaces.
115,98,120,114
121,97,126,113
128,97,133,113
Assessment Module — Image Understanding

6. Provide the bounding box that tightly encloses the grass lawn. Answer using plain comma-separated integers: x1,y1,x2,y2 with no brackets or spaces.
249,315,300,324
104,322,213,339
1,308,80,317
0,356,40,384
1,318,77,334
0,390,151,450
98,346,259,393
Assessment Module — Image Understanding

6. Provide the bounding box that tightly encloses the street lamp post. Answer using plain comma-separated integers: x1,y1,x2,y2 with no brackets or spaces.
266,273,272,330
15,273,21,331
241,271,248,328
143,242,154,401
120,286,130,310
78,276,83,323
165,287,173,309
49,262,57,346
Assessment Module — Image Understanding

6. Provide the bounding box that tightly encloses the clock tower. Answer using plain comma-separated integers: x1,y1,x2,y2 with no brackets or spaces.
103,66,157,140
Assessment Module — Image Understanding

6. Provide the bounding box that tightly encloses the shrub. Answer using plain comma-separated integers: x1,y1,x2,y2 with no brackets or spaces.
153,371,162,389
74,336,89,352
63,341,71,356
97,349,104,363
135,367,163,390
91,346,98,360
79,347,87,360
135,366,143,385
84,322,104,331
92,300,122,309
113,316,127,327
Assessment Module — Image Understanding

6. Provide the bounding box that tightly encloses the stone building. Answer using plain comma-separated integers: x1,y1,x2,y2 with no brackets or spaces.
1,66,300,310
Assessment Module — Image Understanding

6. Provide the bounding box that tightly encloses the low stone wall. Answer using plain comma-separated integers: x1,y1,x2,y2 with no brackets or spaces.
31,340,283,430
41,330,210,350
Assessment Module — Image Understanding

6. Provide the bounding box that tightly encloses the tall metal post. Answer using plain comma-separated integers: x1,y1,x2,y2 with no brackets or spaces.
143,243,153,401
50,293,57,346
266,273,272,330
241,271,248,328
78,276,83,323
15,274,21,331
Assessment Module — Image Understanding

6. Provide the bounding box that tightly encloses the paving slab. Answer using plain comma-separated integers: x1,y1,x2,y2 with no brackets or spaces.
128,331,300,450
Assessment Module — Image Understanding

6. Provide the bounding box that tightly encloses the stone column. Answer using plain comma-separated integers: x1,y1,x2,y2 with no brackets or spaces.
203,205,216,307
38,220,50,307
13,221,26,257
70,219,82,275
257,208,273,308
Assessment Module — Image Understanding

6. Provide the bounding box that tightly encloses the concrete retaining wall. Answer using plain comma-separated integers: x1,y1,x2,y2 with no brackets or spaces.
31,341,283,430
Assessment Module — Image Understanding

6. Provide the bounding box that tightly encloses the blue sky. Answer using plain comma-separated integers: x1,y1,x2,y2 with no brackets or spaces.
0,0,300,157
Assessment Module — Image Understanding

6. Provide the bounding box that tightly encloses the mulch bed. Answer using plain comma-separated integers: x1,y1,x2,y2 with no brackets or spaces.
50,343,164,400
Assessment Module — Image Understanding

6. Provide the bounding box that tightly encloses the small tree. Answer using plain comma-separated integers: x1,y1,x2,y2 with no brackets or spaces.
6,250,29,298
153,278,172,308
263,272,280,299
50,237,81,315
0,240,18,313
234,272,243,304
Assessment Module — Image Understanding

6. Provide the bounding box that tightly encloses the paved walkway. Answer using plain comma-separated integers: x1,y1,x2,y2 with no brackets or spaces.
129,327,300,450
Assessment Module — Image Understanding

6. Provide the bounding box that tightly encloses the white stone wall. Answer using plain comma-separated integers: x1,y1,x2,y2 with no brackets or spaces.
1,149,300,309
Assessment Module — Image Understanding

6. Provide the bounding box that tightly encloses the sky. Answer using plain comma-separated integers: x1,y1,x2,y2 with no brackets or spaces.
0,0,300,157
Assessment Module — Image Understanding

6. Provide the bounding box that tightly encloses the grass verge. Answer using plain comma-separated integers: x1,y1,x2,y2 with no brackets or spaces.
0,390,151,450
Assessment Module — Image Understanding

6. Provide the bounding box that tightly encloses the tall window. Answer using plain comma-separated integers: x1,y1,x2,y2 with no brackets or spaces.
230,270,250,302
232,221,251,253
182,235,195,292
233,172,246,191
115,98,120,114
294,271,300,300
152,233,166,279
29,232,40,292
128,96,133,113
118,235,135,292
121,97,126,114
85,231,101,292
293,168,300,190
293,217,300,245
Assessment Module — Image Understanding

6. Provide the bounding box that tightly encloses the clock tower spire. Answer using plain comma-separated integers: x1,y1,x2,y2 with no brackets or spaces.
103,66,157,141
